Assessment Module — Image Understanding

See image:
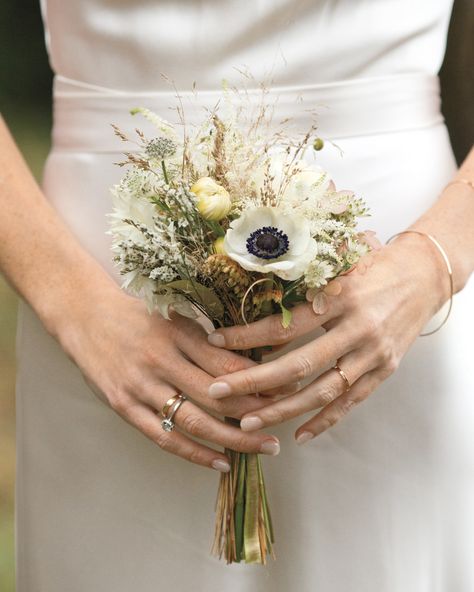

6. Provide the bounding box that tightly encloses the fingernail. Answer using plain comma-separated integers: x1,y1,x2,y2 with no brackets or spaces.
208,332,225,347
212,459,231,472
260,439,280,456
208,382,232,398
241,416,263,431
296,431,314,446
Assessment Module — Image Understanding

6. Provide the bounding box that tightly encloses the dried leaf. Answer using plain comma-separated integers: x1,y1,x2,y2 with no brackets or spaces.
279,302,292,328
166,279,224,318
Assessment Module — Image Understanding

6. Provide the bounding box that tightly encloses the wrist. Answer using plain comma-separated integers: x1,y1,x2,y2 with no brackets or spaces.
386,230,451,314
39,269,124,344
435,182,474,292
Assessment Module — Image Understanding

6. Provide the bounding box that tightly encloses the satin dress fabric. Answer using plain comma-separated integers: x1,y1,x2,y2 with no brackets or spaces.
15,1,474,590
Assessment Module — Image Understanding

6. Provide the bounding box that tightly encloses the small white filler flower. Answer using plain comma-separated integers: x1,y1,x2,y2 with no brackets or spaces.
223,206,317,280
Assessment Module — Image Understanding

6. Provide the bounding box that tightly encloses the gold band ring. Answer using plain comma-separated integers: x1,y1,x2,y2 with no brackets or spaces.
161,394,182,418
333,363,351,392
161,394,188,432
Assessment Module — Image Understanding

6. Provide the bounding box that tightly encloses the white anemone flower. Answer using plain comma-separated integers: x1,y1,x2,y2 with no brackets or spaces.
223,206,317,280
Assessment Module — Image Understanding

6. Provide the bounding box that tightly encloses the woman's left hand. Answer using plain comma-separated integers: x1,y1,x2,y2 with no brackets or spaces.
206,233,449,444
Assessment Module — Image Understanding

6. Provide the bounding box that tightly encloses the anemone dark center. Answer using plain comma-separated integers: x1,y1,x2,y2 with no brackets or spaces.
246,226,290,260
256,233,279,252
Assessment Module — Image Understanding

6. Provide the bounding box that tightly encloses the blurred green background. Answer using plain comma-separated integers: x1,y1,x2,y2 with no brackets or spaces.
0,1,472,590
1,3,53,590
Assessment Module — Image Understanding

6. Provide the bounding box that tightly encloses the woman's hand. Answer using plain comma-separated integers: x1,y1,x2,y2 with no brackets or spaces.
57,288,284,473
205,233,449,443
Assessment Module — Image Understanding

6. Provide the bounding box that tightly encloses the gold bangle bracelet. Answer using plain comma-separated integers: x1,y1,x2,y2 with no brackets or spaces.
444,178,474,192
385,229,454,336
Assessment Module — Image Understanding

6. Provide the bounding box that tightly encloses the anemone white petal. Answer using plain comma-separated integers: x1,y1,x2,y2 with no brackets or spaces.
225,252,269,273
225,207,275,252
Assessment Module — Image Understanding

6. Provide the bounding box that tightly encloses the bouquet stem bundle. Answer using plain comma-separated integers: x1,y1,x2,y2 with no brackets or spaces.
212,417,275,564
212,298,276,564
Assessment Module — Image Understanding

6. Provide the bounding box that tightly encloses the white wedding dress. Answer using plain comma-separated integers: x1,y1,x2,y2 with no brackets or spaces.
16,1,474,590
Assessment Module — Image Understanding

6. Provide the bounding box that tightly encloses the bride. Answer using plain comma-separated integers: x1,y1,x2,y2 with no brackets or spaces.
2,0,474,590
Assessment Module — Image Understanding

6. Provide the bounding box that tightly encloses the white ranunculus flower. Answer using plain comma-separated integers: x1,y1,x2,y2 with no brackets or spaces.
285,166,331,200
223,206,317,280
252,155,331,205
252,154,286,195
109,173,158,244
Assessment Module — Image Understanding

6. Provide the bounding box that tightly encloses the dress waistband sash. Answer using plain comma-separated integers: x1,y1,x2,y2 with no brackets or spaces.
51,73,444,153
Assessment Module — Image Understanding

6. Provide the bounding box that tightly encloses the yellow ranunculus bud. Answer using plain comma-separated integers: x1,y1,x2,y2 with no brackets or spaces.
191,177,231,221
213,236,226,254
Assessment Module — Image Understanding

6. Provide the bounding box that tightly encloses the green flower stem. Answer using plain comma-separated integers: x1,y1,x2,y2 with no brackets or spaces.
234,453,246,562
206,219,226,237
161,159,169,185
243,453,262,564
257,455,275,545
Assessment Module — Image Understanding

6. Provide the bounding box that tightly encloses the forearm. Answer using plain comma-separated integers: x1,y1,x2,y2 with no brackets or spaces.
0,115,120,336
407,146,474,294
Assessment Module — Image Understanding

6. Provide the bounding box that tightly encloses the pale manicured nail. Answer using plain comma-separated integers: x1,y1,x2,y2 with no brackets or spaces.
241,416,263,431
212,459,231,472
208,382,232,398
296,431,314,446
208,332,226,347
260,439,280,456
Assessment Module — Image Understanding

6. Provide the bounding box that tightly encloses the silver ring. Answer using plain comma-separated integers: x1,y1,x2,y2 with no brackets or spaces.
161,395,187,432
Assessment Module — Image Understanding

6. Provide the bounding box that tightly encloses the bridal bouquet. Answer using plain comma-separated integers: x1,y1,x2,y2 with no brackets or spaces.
108,84,372,564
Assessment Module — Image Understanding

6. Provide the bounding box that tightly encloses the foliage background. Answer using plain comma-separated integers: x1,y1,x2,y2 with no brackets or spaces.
0,1,472,590
1,3,52,590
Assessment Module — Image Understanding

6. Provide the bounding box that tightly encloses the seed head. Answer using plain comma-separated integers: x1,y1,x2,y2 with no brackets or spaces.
145,137,177,160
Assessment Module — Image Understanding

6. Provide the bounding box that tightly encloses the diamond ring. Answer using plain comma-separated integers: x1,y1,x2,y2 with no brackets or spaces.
160,394,187,432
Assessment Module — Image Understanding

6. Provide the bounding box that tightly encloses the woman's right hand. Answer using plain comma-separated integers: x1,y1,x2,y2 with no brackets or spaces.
57,288,283,473
0,118,283,474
